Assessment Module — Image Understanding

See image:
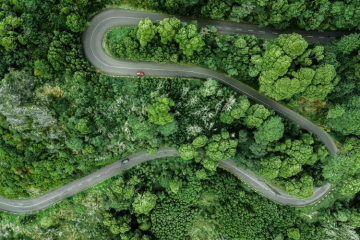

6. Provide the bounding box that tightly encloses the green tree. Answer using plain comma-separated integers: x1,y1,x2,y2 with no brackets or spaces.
245,104,271,128
202,128,238,171
148,97,175,125
303,64,338,100
157,121,178,136
179,144,196,160
335,33,360,55
139,222,151,231
192,135,208,148
230,95,251,119
123,185,135,199
133,191,158,215
275,33,308,59
259,154,282,179
174,22,205,56
150,201,198,240
65,138,83,151
287,228,300,240
0,15,24,51
66,13,89,33
137,17,157,47
111,177,125,194
169,176,182,194
284,174,314,199
157,17,181,44
339,177,360,196
34,60,54,80
75,118,91,135
254,116,284,145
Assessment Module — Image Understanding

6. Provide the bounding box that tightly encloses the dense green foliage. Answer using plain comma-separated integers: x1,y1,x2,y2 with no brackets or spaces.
0,0,360,239
120,0,360,31
106,20,338,102
1,157,360,239
0,67,329,199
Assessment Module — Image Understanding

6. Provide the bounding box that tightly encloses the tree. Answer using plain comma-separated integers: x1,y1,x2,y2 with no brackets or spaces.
157,17,181,44
34,60,54,80
128,115,158,141
303,64,338,100
195,169,208,180
39,216,55,229
230,95,250,119
335,33,360,55
123,185,135,199
48,31,89,71
199,78,219,97
275,33,308,59
291,67,315,92
220,112,234,124
259,154,282,179
296,46,325,67
287,228,300,240
267,135,327,179
326,96,360,136
322,137,360,194
179,144,196,160
279,159,302,178
139,222,151,231
103,213,132,235
202,128,238,170
147,97,175,125
326,104,345,119
339,177,360,196
111,177,125,194
0,15,24,51
174,22,205,56
157,121,178,136
229,2,256,21
137,17,157,47
284,174,314,199
244,104,271,128
252,34,325,101
150,201,198,240
200,0,230,19
66,13,89,33
169,176,182,194
254,116,284,145
75,118,91,135
192,135,208,148
133,191,158,215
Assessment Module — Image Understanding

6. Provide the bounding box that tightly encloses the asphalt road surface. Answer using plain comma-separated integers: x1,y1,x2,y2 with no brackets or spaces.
0,147,332,214
0,147,178,214
0,9,341,214
83,8,339,155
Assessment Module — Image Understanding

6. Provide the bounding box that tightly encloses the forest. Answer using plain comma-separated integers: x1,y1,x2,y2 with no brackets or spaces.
0,0,359,239
1,157,360,239
119,0,360,31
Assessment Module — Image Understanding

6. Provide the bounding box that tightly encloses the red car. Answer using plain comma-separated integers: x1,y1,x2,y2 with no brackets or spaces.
136,72,145,76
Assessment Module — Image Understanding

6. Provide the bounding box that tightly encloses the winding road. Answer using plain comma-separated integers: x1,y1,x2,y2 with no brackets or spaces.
83,8,339,155
0,147,333,214
0,8,343,214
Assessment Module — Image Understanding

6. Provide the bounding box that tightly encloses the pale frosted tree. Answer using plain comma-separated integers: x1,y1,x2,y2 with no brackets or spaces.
0,70,57,141
186,124,203,136
181,86,190,98
186,95,199,107
199,27,211,38
222,95,236,112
